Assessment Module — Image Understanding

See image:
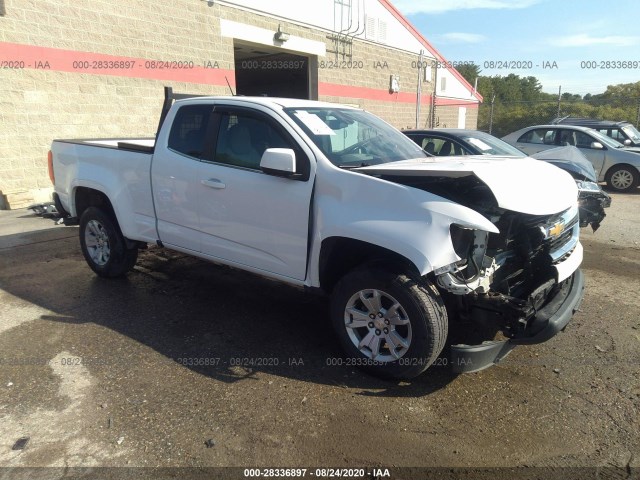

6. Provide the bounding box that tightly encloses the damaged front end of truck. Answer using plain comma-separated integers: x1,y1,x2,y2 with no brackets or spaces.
436,201,584,372
358,157,585,373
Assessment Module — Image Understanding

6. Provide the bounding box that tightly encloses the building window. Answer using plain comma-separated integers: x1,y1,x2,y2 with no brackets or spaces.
365,15,376,40
440,77,447,92
377,20,387,43
365,15,387,44
0,0,6,16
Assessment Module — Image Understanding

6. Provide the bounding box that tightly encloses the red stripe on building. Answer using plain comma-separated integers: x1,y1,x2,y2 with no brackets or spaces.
434,97,479,107
318,82,430,104
1,42,478,108
0,42,236,86
319,82,478,108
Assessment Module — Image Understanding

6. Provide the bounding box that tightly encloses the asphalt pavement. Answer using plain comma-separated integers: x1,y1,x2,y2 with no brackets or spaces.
0,193,639,478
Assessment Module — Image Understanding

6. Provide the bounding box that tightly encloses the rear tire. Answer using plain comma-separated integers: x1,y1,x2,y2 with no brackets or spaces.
79,207,138,278
606,165,639,192
330,267,448,379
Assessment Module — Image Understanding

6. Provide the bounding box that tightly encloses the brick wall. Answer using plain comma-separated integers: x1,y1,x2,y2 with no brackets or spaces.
0,0,476,207
318,37,437,129
0,0,231,204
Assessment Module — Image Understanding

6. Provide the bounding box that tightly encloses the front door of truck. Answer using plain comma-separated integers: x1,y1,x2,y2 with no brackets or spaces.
152,104,216,252
196,107,315,281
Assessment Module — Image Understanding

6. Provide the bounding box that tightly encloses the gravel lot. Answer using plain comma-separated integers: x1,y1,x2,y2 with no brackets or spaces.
0,191,638,478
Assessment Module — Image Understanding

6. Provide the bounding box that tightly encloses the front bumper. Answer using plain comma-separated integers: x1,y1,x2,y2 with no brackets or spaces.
450,269,585,373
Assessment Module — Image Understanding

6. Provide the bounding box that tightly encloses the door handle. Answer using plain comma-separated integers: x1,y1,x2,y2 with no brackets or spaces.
201,178,226,189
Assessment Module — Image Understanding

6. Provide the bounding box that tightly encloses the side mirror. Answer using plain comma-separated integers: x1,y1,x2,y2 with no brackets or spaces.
260,148,296,177
590,142,604,150
624,139,632,146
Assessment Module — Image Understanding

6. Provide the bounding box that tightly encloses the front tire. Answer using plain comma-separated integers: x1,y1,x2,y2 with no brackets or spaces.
79,207,138,278
330,267,448,379
606,165,639,192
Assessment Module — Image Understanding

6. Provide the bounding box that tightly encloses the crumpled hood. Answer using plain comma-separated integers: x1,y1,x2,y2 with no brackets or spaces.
357,155,578,216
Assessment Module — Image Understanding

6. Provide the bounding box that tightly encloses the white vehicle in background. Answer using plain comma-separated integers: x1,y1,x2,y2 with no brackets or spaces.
49,88,585,379
502,124,640,192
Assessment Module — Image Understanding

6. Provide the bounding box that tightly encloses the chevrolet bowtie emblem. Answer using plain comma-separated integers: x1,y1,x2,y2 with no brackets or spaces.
548,222,565,237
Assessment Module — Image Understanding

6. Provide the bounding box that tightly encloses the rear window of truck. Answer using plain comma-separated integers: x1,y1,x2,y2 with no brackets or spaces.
168,105,213,159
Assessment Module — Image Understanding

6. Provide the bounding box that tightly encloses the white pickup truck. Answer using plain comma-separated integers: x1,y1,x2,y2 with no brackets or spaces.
49,88,585,379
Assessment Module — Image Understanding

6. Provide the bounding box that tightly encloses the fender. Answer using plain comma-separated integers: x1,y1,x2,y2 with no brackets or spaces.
305,165,499,287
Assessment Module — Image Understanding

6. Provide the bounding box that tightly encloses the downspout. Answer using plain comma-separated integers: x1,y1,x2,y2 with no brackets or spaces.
416,50,423,129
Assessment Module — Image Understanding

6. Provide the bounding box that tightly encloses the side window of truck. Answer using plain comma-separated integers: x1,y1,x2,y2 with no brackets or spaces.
168,105,213,159
214,112,293,170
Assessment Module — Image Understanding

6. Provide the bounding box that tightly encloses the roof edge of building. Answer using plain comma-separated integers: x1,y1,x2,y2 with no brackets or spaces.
378,0,484,104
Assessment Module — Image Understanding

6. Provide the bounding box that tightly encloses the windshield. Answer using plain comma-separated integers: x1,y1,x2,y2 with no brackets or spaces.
622,125,640,143
461,132,526,156
589,129,625,148
285,107,427,167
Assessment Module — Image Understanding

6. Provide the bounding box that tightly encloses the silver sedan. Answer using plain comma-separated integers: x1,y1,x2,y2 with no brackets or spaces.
502,124,640,192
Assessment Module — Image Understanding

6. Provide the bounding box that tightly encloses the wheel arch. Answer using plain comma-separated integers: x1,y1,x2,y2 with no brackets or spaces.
318,236,421,294
74,186,117,220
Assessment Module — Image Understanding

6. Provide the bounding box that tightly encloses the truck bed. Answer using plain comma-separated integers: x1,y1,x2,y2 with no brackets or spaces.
52,138,157,242
55,137,156,153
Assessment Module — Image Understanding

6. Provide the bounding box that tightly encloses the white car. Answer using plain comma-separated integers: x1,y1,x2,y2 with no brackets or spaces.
502,124,640,192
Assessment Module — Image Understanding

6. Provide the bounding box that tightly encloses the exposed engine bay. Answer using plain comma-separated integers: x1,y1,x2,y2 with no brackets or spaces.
379,174,581,341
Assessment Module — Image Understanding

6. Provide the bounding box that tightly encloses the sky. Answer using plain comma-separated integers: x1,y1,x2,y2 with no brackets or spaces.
393,0,640,96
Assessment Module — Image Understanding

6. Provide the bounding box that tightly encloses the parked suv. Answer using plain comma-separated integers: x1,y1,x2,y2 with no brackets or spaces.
551,117,640,147
502,124,640,192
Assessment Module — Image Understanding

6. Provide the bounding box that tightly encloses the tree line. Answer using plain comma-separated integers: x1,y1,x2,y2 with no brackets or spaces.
455,64,640,136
